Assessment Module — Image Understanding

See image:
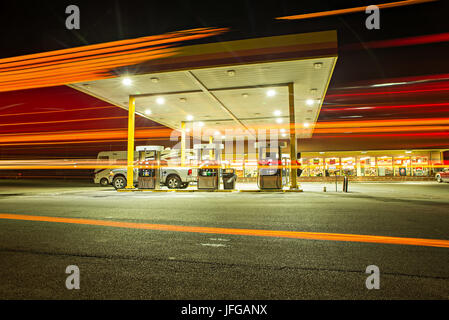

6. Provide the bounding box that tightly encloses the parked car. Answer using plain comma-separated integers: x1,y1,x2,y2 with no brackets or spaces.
110,165,197,190
435,168,449,183
93,151,137,186
109,148,197,190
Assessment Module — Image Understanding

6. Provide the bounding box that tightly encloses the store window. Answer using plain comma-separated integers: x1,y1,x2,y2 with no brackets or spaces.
377,156,394,176
393,156,411,176
308,158,324,177
341,157,356,176
411,156,429,176
325,157,340,176
358,156,377,176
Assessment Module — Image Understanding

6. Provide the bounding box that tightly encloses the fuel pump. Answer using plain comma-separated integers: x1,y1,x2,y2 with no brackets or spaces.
256,142,285,190
136,146,163,189
194,143,224,190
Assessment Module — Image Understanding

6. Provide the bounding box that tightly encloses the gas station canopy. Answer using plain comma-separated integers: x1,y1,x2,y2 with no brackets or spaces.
71,30,338,139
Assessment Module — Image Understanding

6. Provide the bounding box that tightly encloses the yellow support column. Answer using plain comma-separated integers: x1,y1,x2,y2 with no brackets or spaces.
288,83,298,190
209,136,214,160
181,121,186,166
126,96,136,189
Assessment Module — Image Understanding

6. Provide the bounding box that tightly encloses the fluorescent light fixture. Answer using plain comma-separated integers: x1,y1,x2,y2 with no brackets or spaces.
273,110,282,116
186,115,194,121
221,136,226,139
214,131,220,136
276,118,283,124
281,134,287,138
197,122,205,127
122,77,132,86
145,109,152,115
267,89,276,97
156,97,165,105
405,150,412,154
280,129,286,133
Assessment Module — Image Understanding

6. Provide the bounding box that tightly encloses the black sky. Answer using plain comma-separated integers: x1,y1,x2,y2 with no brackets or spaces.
1,0,449,87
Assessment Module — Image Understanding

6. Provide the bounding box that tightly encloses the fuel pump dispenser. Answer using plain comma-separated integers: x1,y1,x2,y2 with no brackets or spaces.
194,143,224,190
256,142,286,190
136,146,163,189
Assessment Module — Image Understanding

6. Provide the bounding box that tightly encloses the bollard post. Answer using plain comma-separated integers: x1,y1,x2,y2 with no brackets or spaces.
343,176,349,192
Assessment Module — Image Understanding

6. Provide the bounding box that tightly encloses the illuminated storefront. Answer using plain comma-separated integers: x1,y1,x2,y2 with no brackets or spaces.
294,149,447,178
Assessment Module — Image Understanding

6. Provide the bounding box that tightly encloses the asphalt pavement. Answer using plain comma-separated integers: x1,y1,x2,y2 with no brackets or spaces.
0,179,448,299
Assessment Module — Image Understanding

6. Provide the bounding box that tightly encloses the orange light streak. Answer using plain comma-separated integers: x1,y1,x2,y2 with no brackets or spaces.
0,28,228,93
1,214,448,248
0,106,117,118
277,0,436,20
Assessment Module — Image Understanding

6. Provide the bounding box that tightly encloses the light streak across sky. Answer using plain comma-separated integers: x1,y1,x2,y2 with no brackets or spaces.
276,0,436,20
0,27,227,92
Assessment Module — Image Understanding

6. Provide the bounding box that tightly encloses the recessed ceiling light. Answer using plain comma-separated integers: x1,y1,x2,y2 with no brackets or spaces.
227,70,236,77
151,77,159,83
242,93,249,98
197,122,205,127
185,128,191,133
273,110,282,116
156,97,165,105
179,98,187,103
145,109,152,115
267,90,276,97
306,99,314,106
276,118,283,124
221,136,226,139
186,115,194,121
282,134,287,138
122,77,132,86
214,131,221,136
314,62,323,69
304,123,310,128
310,88,318,94
280,129,286,133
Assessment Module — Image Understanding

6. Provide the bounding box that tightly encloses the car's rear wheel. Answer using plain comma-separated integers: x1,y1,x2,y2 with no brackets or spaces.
113,176,127,189
100,178,109,187
166,175,181,189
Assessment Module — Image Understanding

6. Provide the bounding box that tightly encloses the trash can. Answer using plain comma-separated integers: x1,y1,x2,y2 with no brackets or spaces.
222,169,237,190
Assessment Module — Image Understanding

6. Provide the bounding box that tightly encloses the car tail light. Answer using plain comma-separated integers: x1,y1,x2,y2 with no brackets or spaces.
188,169,192,176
